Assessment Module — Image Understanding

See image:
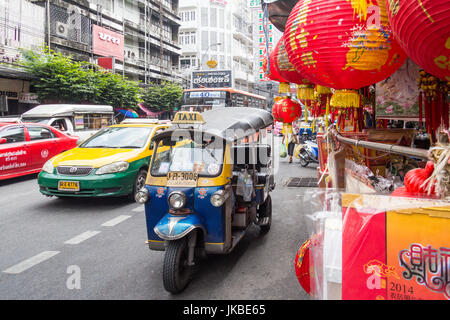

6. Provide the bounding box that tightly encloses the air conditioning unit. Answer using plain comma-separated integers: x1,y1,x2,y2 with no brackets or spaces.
55,22,69,38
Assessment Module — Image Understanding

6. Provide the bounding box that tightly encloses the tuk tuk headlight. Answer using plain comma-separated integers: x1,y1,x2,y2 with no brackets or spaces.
135,188,149,204
95,161,129,175
210,189,229,207
42,160,54,174
168,191,186,209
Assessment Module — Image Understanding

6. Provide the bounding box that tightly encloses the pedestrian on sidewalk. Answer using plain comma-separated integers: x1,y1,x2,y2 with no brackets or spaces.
282,126,299,163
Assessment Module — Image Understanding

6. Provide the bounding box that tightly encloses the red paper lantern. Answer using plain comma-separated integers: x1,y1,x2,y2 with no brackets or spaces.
385,0,450,81
273,34,311,86
294,239,312,294
272,97,302,123
262,55,287,83
284,0,407,90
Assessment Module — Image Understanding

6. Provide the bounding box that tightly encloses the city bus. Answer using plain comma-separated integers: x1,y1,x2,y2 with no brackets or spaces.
180,88,268,112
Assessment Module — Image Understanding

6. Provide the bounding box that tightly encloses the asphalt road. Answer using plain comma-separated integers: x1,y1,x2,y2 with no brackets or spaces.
0,142,318,300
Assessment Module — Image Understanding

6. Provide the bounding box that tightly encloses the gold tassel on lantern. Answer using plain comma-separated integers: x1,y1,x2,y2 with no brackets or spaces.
315,85,332,95
279,82,291,95
330,89,361,108
325,95,330,128
297,84,315,101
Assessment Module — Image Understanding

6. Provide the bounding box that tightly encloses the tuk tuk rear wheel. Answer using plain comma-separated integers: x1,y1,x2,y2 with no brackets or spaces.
163,238,193,294
258,195,272,235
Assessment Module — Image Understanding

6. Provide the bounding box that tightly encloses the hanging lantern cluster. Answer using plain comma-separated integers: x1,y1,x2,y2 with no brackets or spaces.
284,0,407,110
385,0,450,82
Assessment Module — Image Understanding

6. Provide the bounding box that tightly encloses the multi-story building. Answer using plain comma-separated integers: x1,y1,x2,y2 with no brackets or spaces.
0,0,46,115
30,0,184,85
178,0,255,92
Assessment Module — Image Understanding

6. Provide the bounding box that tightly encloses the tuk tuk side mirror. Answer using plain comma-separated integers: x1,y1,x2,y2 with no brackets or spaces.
0,138,6,144
149,141,155,150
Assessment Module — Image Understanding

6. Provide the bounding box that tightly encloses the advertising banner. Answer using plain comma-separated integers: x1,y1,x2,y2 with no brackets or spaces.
375,59,420,119
92,25,124,62
192,70,232,88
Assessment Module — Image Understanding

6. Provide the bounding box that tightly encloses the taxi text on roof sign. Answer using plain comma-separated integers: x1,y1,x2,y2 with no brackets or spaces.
172,112,205,124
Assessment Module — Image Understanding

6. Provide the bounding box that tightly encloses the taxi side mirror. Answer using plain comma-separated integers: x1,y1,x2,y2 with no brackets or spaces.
0,138,6,144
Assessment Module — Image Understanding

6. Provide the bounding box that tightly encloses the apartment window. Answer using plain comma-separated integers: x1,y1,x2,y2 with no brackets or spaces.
210,8,217,28
180,32,196,45
181,10,196,22
219,9,224,28
201,8,208,27
201,31,208,50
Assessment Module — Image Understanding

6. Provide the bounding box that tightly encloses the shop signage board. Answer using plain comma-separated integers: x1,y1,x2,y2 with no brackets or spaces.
92,25,124,62
192,70,232,88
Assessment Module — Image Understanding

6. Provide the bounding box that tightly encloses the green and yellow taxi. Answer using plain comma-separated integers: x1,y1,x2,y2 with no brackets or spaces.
38,119,171,199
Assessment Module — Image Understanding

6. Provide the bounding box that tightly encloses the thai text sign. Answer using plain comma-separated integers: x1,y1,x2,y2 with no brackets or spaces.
92,25,124,62
192,70,232,88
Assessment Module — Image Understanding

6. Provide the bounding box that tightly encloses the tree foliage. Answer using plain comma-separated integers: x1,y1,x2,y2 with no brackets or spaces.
20,48,140,109
140,81,183,112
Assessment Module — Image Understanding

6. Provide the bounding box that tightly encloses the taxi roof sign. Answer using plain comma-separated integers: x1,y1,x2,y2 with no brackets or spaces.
172,111,205,125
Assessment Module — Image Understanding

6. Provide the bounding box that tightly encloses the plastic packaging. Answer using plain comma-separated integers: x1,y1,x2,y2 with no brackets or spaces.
295,189,450,300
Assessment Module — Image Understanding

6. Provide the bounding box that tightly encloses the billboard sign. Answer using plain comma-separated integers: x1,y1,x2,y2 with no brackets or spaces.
192,70,232,88
92,25,124,62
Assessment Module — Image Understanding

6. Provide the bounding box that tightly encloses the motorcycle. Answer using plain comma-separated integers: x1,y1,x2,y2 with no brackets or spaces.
297,140,319,167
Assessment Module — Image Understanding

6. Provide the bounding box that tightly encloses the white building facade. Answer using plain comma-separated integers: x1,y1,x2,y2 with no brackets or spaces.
178,0,255,92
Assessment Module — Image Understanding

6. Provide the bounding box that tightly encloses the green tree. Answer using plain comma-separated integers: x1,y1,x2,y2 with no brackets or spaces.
19,47,140,110
140,81,183,112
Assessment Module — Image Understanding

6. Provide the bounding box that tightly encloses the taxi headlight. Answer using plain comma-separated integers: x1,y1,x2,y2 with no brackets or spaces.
135,187,149,204
95,161,129,175
42,160,54,174
210,189,229,207
168,191,186,209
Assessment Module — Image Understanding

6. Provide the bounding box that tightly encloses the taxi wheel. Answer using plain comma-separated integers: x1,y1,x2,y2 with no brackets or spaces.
163,238,193,294
129,168,147,201
258,195,272,235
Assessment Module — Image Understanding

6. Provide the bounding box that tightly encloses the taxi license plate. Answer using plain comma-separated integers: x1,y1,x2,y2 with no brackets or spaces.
58,181,80,191
166,172,198,187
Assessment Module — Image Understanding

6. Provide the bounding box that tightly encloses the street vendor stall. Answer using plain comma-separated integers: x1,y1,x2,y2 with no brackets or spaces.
261,0,450,300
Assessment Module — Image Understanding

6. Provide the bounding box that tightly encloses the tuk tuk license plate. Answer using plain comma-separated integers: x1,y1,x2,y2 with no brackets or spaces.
166,172,198,187
58,181,80,191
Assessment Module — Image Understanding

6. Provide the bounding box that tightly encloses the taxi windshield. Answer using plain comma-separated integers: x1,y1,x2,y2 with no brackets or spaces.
151,139,224,177
80,126,152,149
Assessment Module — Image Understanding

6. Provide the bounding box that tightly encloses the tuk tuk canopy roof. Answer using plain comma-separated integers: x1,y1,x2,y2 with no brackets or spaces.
156,107,274,142
22,104,114,118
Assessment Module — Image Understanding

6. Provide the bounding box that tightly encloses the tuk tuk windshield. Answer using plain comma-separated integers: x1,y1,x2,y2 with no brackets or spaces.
151,139,224,177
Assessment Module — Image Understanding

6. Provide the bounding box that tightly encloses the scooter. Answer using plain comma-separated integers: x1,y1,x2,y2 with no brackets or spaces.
298,140,319,167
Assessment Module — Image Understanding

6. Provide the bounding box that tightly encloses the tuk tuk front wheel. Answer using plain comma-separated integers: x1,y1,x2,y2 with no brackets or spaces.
163,238,193,294
258,195,272,235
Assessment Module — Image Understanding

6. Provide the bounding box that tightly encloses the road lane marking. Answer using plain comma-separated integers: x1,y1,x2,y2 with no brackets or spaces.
132,206,145,213
101,215,132,227
3,251,60,274
64,230,101,245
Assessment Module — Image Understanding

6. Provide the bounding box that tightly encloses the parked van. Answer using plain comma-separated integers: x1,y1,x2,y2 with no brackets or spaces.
21,104,114,143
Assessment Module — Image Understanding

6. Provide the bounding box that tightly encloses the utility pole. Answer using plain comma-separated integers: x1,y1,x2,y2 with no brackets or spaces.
46,0,51,50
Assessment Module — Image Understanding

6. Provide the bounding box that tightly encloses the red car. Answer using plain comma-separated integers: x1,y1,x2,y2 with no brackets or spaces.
0,122,79,180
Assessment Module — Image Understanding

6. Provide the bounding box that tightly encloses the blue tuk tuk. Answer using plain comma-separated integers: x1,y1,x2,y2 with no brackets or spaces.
135,107,275,293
